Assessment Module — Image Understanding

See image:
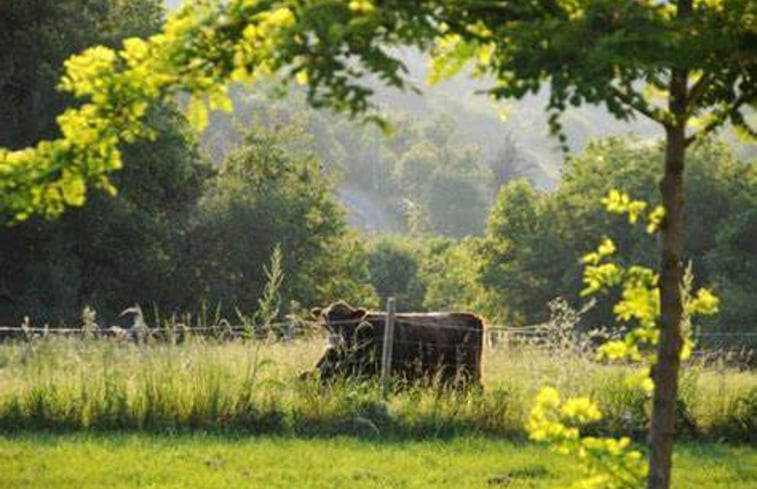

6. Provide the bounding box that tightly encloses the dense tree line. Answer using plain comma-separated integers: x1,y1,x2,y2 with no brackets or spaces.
0,0,375,325
368,137,755,342
1,0,753,347
186,118,376,318
0,0,201,324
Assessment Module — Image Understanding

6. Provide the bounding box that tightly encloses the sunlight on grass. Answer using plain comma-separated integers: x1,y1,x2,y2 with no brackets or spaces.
0,337,753,441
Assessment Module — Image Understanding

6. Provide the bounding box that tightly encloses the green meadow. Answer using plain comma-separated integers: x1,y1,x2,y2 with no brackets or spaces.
0,337,754,488
1,435,755,489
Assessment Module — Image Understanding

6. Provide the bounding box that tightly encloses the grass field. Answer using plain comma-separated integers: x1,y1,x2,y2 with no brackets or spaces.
1,434,755,489
0,336,754,442
0,335,755,488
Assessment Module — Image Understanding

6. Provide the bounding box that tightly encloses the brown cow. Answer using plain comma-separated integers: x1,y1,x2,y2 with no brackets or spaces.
304,301,484,389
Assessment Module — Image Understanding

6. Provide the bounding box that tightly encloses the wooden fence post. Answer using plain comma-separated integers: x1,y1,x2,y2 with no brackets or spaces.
380,297,396,399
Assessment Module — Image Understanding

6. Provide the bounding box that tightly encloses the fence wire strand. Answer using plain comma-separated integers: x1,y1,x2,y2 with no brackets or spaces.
0,324,753,340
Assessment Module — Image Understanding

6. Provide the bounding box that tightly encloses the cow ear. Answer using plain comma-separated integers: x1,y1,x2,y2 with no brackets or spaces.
310,307,322,319
352,308,367,319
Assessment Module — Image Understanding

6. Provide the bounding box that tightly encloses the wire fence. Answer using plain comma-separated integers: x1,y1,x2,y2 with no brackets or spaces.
1,298,756,350
0,320,754,340
1,303,753,389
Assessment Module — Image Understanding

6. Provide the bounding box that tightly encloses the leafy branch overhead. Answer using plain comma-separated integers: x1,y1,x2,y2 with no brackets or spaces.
1,0,754,223
581,191,718,387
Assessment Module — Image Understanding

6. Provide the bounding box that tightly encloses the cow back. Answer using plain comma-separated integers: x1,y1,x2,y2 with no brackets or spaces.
363,312,484,387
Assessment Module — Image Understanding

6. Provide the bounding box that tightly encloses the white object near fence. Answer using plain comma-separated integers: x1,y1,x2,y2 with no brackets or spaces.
380,297,396,398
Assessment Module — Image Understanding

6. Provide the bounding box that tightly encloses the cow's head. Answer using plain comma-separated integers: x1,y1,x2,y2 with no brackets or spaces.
311,301,368,351
309,301,377,382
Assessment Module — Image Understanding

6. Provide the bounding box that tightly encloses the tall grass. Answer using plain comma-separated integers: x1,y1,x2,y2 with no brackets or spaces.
0,334,753,442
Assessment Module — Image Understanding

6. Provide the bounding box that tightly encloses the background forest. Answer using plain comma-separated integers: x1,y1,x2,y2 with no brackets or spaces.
0,0,754,344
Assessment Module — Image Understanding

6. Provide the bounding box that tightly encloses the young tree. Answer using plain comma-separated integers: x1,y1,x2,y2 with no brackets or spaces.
188,115,377,315
0,1,754,487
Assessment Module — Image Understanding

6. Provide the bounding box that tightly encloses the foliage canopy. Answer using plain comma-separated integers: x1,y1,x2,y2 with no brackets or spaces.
1,0,754,222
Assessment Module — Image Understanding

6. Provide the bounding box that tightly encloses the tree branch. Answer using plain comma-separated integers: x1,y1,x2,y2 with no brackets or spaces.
686,71,713,109
609,85,667,125
685,94,751,147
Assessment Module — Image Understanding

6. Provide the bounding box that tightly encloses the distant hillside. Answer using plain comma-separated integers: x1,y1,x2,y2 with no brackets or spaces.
157,1,695,190
161,0,753,235
166,0,663,188
365,49,662,190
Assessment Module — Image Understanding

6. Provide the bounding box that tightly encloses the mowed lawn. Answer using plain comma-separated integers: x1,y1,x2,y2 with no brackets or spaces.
0,435,754,489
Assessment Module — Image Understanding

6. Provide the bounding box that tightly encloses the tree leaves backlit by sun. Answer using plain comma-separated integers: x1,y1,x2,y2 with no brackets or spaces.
1,0,754,224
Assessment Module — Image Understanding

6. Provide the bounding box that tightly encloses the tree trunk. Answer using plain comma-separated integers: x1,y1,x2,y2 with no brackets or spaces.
647,68,689,489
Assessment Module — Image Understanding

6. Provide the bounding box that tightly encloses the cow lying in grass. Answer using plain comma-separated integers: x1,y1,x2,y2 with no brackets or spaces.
301,301,484,389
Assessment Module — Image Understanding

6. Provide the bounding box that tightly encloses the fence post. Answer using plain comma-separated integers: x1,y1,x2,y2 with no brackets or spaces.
380,297,396,399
